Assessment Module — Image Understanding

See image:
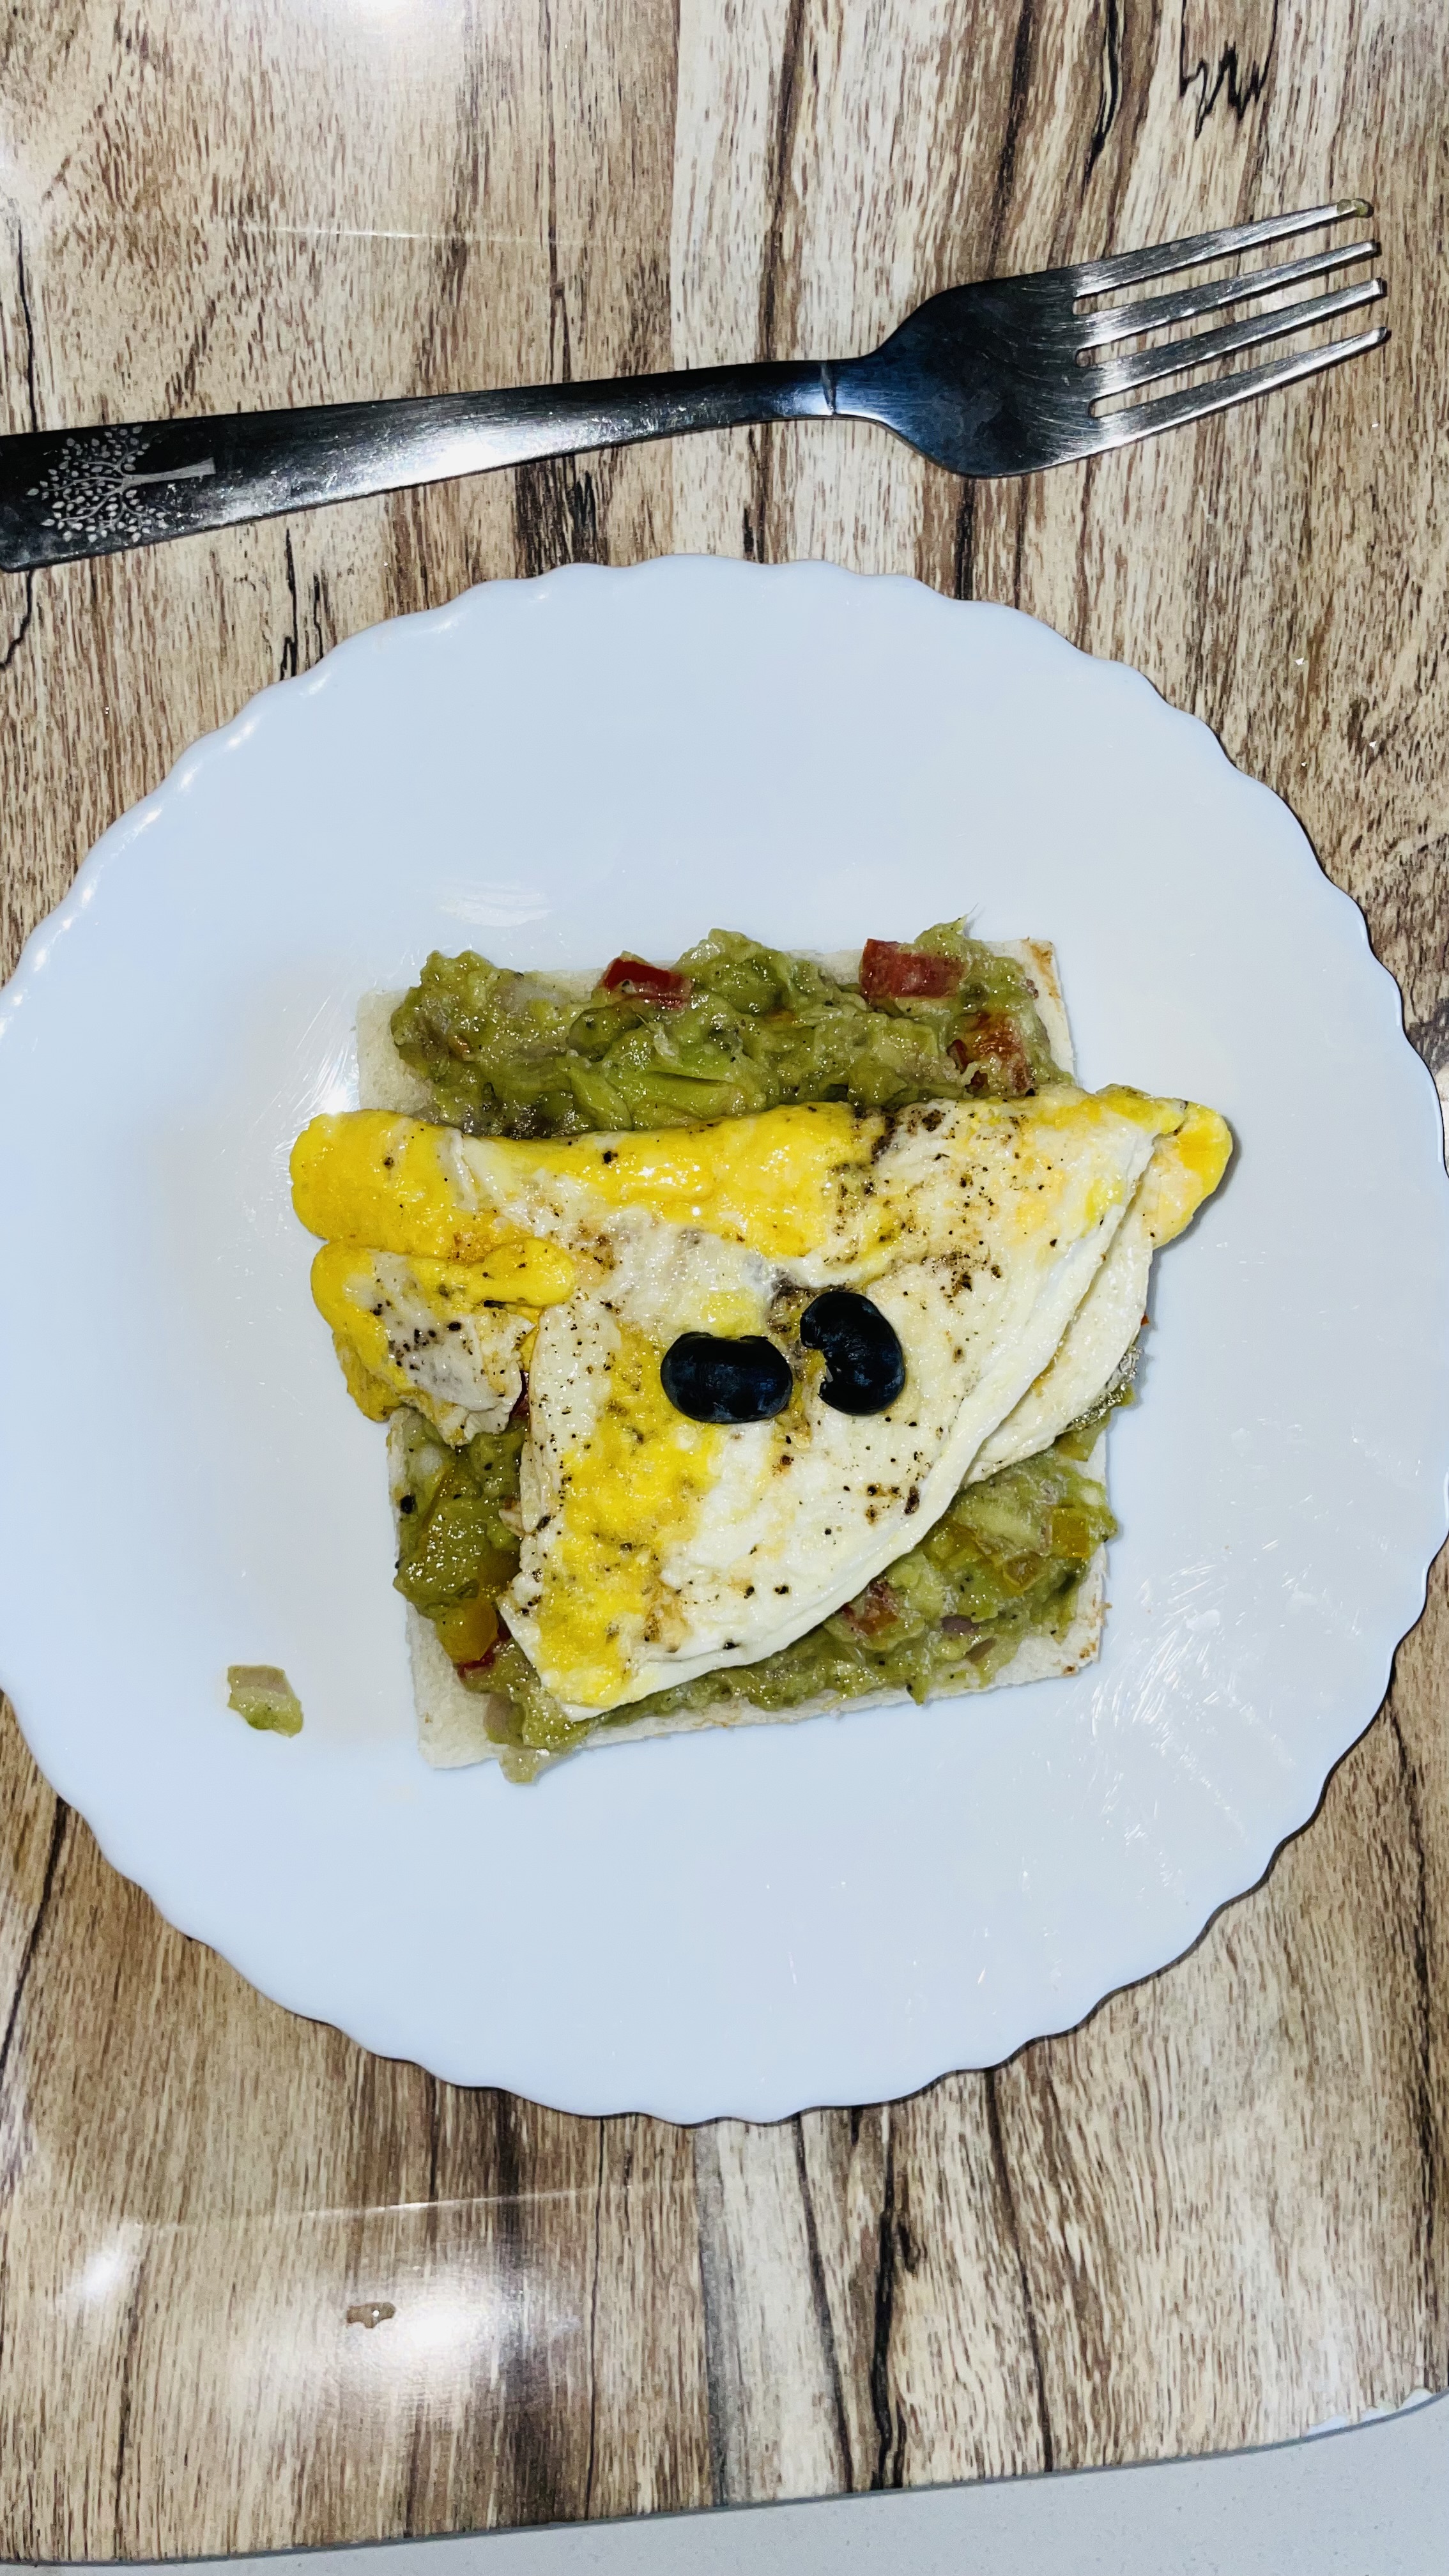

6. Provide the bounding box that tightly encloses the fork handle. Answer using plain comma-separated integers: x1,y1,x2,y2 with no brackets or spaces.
0,362,836,572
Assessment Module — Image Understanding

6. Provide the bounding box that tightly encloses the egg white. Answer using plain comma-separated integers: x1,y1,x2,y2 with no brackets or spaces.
970,1192,1152,1478
972,1102,1231,1478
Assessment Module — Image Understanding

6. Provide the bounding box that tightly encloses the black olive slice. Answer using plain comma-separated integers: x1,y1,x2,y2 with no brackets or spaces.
800,1289,906,1415
661,1333,793,1425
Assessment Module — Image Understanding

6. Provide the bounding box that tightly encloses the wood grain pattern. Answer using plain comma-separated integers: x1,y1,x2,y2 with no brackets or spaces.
1,0,1446,2550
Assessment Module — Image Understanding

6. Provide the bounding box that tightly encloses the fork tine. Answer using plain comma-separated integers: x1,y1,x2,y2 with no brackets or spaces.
1077,239,1378,350
1087,279,1386,400
1070,198,1369,299
1089,323,1388,454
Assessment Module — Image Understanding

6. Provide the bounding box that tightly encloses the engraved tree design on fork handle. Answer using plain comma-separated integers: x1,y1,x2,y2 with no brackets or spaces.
26,427,217,546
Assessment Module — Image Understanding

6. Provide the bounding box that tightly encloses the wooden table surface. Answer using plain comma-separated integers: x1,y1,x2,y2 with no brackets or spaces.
2,0,1447,2556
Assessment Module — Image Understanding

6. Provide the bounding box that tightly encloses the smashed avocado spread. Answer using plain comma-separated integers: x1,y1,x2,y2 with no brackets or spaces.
389,923,1065,1137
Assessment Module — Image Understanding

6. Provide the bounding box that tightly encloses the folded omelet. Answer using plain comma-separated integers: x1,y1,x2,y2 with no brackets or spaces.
289,932,1230,1779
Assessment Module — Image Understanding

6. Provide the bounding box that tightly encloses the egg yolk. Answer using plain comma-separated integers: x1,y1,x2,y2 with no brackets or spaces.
530,1321,724,1708
330,1331,401,1423
475,1104,878,1262
307,1243,548,1407
1036,1087,1232,1246
292,1102,889,1268
1138,1103,1233,1244
290,1112,516,1264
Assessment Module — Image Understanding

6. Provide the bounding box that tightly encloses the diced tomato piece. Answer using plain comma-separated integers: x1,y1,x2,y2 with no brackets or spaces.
600,954,693,1008
841,1577,902,1641
455,1632,503,1684
859,937,963,1002
950,1010,1034,1097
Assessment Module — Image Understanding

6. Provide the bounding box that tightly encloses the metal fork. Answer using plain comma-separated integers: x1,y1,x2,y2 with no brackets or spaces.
0,200,1386,574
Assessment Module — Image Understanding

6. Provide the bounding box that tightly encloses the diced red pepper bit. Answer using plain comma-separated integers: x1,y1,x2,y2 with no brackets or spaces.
599,954,693,1008
841,1576,903,1640
455,1631,503,1683
949,1010,1034,1097
859,937,963,1003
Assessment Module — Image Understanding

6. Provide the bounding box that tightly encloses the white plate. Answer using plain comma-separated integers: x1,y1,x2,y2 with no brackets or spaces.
1,557,1446,2123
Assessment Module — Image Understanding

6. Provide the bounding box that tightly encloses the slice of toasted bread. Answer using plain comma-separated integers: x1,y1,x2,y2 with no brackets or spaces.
360,939,1107,1772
